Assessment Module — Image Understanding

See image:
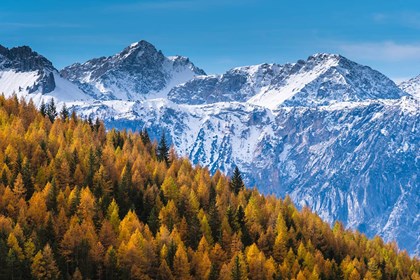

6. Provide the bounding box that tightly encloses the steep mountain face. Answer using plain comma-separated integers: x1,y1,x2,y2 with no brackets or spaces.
71,96,420,255
66,49,418,255
60,40,205,101
0,45,89,103
168,63,282,105
169,53,405,108
0,41,418,255
400,75,420,99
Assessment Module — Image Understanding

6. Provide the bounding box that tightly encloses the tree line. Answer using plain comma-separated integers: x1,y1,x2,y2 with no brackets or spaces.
0,94,418,279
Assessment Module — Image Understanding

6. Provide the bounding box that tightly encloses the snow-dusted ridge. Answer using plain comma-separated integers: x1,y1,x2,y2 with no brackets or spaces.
60,40,205,101
0,44,90,105
0,40,419,255
400,75,420,100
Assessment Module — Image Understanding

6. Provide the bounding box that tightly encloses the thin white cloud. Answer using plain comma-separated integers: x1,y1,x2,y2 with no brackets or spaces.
372,11,420,29
338,41,420,62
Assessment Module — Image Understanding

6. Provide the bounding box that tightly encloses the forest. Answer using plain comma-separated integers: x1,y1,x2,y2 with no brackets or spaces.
0,95,419,279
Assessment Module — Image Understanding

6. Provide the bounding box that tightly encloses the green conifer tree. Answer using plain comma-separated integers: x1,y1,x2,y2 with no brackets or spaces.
157,132,170,165
230,166,244,195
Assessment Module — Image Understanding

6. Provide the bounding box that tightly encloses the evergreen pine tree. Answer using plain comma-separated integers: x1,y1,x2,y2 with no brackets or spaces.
60,103,69,121
230,166,244,195
94,118,101,131
87,116,93,129
208,264,219,280
140,128,151,145
40,100,46,117
21,161,34,200
231,255,242,280
237,205,252,247
86,148,96,188
147,206,160,235
157,132,169,165
46,98,57,122
1,169,8,186
208,203,221,243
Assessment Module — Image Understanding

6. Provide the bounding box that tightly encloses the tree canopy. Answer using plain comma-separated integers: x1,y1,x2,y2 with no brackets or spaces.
0,94,418,280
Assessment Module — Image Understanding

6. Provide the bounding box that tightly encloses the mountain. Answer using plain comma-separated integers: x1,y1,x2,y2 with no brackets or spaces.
0,45,89,103
1,95,419,279
168,63,282,105
0,41,418,255
168,53,405,108
60,40,205,101
68,48,419,255
73,96,420,256
400,75,420,99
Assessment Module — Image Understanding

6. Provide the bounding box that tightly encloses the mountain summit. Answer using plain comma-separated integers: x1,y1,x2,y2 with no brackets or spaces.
61,40,205,101
0,45,89,102
0,45,54,73
168,53,405,109
0,45,56,94
400,75,420,100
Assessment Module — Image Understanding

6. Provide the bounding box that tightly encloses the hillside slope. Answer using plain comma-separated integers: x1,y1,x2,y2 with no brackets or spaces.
0,41,418,255
0,96,418,279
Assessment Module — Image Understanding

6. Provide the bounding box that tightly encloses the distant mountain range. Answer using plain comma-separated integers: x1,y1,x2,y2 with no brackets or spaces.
0,41,419,255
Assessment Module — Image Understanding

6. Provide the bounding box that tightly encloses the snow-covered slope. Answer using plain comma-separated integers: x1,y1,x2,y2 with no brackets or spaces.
0,45,89,104
168,63,282,105
69,96,419,255
68,97,420,254
66,50,418,255
400,75,420,100
60,40,205,101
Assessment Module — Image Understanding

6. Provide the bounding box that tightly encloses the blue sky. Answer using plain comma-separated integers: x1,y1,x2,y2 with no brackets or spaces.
1,0,420,82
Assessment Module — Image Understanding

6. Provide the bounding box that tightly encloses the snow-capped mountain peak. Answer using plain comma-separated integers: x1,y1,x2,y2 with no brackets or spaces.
253,52,404,108
114,40,164,65
0,44,89,103
60,40,205,101
399,75,420,100
0,45,55,73
307,52,341,62
168,53,405,109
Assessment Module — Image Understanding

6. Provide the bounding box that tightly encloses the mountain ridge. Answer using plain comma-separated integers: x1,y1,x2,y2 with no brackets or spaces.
0,44,90,103
60,40,206,101
400,75,420,100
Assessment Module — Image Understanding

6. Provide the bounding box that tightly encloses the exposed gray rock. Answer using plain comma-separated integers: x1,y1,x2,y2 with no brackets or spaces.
61,40,205,100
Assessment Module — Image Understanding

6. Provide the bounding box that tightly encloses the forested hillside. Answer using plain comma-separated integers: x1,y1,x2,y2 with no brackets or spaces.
0,95,418,280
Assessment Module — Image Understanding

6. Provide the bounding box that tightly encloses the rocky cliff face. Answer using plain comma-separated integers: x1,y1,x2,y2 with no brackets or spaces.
0,45,88,103
0,45,56,94
61,40,205,101
168,53,405,108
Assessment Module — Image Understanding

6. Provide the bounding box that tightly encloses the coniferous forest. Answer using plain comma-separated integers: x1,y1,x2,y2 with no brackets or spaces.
0,95,418,280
